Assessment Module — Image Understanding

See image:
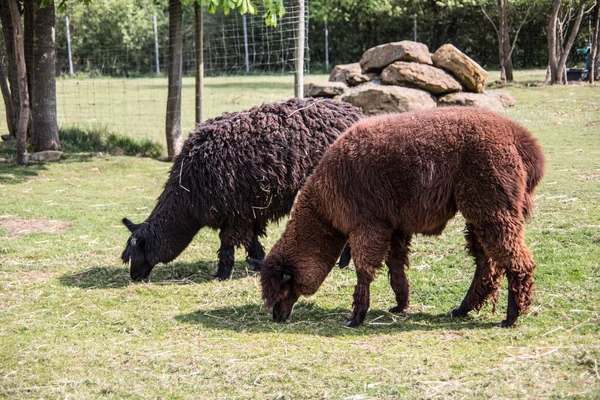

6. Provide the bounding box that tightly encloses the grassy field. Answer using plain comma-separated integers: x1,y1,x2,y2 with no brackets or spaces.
1,74,600,398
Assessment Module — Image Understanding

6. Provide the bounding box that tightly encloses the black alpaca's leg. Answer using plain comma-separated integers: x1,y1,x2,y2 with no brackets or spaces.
215,242,235,281
338,244,352,269
387,232,411,314
451,223,505,318
214,226,239,281
245,234,265,271
342,227,392,328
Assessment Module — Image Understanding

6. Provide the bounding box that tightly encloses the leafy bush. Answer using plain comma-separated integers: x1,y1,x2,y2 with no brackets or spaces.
59,126,163,157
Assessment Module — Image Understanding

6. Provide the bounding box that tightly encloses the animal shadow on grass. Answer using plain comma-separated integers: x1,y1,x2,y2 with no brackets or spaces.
0,161,47,185
175,302,498,336
59,260,256,289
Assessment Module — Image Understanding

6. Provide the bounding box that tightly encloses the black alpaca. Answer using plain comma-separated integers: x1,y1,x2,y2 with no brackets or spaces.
122,98,362,281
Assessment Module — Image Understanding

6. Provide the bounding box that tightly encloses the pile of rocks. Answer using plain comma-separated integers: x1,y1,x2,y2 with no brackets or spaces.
305,41,514,115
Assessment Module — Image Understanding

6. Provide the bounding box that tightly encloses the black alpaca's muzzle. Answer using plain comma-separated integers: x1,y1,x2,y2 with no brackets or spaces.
130,267,151,282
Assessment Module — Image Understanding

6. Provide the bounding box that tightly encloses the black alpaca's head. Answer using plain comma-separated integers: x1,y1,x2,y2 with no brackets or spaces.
121,218,156,282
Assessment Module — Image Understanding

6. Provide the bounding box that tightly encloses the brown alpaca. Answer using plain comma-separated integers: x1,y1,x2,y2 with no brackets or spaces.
260,107,545,328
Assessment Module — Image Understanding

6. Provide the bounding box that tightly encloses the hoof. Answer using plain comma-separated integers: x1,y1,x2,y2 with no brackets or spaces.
213,273,229,282
450,308,468,318
389,306,409,314
341,318,362,328
496,320,516,328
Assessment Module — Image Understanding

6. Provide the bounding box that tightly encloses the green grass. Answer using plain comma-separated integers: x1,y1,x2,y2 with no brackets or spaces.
1,74,600,398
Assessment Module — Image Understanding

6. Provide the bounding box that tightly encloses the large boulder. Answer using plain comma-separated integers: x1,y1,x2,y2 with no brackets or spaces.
328,63,362,82
347,71,380,87
304,82,347,98
438,92,504,111
432,44,488,93
381,61,462,94
329,62,378,86
360,41,433,72
341,85,437,115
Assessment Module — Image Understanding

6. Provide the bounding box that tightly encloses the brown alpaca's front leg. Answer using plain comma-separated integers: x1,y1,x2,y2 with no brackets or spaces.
343,228,391,327
387,232,411,313
343,269,374,327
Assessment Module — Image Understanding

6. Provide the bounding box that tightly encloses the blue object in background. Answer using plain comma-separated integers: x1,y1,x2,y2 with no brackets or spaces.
577,46,591,70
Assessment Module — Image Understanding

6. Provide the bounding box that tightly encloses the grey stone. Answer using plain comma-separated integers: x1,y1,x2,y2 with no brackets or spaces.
329,63,362,83
360,41,433,72
304,82,347,98
109,147,125,156
29,150,63,162
381,61,462,94
432,44,488,93
341,85,437,115
438,92,505,111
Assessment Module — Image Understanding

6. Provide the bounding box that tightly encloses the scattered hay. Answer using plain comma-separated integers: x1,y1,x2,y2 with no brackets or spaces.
0,216,70,237
577,174,600,181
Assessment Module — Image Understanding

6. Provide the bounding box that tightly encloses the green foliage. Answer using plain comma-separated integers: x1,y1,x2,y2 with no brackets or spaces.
59,126,164,157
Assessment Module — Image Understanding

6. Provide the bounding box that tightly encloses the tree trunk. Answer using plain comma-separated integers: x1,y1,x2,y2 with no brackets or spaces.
23,0,34,139
555,0,586,83
547,0,561,83
165,0,183,160
29,0,60,151
7,0,29,165
194,1,204,125
590,1,599,83
0,0,20,138
548,0,586,84
497,0,514,82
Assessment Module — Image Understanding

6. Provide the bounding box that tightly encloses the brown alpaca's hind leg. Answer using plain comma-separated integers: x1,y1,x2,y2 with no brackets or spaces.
343,227,392,327
470,218,536,328
387,232,412,313
451,223,505,318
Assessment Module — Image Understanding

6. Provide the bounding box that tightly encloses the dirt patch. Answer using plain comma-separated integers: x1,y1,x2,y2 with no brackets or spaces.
0,216,70,237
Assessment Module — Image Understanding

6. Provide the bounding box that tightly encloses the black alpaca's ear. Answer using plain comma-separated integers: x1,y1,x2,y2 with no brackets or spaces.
122,218,142,233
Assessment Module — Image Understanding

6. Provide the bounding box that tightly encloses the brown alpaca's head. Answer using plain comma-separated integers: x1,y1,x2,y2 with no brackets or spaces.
259,256,300,323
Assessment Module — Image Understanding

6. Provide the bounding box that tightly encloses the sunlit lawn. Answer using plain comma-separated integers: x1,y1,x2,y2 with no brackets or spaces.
0,73,599,398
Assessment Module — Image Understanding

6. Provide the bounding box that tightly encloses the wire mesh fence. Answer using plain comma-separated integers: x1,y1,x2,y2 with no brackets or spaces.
0,0,310,146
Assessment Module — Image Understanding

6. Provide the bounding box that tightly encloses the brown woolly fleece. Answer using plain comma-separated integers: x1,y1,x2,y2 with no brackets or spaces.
261,106,545,328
